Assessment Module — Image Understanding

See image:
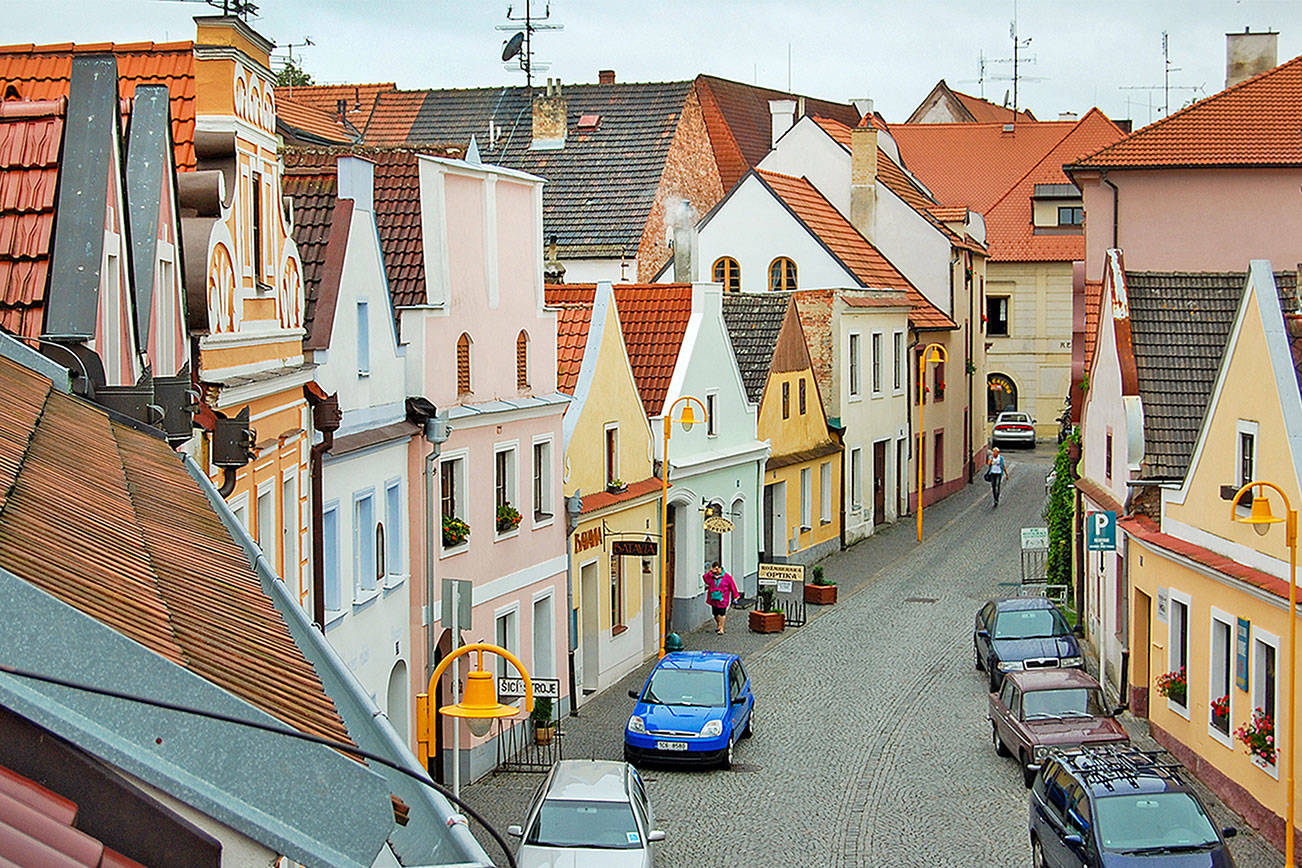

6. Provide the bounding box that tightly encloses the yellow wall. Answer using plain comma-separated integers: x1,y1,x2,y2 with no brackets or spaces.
571,499,660,632
760,369,841,553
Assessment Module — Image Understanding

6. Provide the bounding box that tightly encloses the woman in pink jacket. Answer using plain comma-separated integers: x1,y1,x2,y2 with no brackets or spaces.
703,561,740,634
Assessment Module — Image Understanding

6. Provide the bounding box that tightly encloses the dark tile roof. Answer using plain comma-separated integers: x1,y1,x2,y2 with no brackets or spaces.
281,154,338,346
721,292,789,403
1128,270,1297,479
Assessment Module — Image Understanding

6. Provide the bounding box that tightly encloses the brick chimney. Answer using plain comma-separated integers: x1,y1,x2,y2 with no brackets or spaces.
769,98,796,148
598,69,615,85
849,125,878,241
1226,29,1278,88
531,78,566,151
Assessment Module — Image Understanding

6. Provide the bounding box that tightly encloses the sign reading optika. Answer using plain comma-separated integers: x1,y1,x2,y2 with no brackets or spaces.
703,515,734,533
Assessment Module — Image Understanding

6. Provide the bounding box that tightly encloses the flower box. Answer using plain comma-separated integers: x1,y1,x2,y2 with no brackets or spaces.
606,480,627,494
748,609,785,633
804,583,837,605
496,503,522,533
442,515,470,547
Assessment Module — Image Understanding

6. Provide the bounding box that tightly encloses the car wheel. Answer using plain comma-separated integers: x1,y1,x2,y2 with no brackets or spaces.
974,643,985,671
742,708,753,739
1021,753,1037,789
623,746,638,767
721,734,735,770
992,722,1009,757
1031,837,1048,868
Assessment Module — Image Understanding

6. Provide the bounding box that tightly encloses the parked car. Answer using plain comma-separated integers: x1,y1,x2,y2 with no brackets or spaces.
1030,744,1237,867
507,759,665,867
624,651,753,768
989,669,1129,788
974,597,1084,692
992,411,1037,447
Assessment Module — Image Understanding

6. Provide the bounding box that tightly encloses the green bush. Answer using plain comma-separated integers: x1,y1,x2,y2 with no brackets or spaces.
811,565,834,586
1044,429,1079,589
530,696,553,727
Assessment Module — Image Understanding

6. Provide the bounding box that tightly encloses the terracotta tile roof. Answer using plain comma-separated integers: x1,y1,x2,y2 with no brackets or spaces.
0,102,62,341
274,81,396,131
369,149,426,308
546,284,692,416
928,206,969,222
1070,54,1302,169
576,476,661,514
554,303,593,394
1083,279,1103,373
281,154,338,347
1122,513,1290,601
721,292,790,403
0,41,196,170
362,89,429,147
754,170,955,330
0,355,354,748
277,95,358,145
952,88,1037,124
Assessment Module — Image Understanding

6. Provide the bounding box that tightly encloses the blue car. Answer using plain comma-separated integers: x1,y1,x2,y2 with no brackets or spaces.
975,597,1084,693
623,651,754,768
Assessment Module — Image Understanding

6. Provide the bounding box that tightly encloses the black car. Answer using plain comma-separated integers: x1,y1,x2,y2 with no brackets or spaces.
1030,745,1237,867
975,597,1084,692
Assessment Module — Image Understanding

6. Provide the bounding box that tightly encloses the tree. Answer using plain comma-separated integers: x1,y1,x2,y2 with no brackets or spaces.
1043,428,1079,591
275,59,312,88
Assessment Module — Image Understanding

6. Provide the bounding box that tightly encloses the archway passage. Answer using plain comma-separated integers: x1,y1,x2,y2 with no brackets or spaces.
987,373,1018,418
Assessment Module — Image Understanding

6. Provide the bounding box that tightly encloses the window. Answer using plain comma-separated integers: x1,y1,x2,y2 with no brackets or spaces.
782,381,790,419
799,378,807,415
712,256,740,292
706,393,717,436
800,468,812,530
871,333,882,393
356,300,370,375
354,491,377,597
532,594,554,678
820,461,832,523
915,348,925,403
1238,423,1257,489
456,333,472,394
252,171,263,282
256,483,275,568
848,333,861,397
933,359,945,402
987,296,1009,336
850,447,863,510
385,481,402,582
495,608,518,680
1210,611,1232,738
933,431,944,485
322,504,341,613
610,554,625,631
516,330,530,389
495,446,517,513
533,439,553,520
157,257,176,366
1105,433,1113,483
768,257,797,292
1253,630,1278,749
605,425,619,487
1168,592,1189,710
892,331,903,391
282,474,298,587
1057,206,1084,226
440,457,463,519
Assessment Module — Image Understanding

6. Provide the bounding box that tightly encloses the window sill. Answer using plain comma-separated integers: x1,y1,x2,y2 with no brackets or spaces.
352,587,381,611
847,394,863,403
384,573,407,592
1208,723,1233,748
1167,698,1190,721
611,624,628,637
323,608,346,629
1251,754,1280,779
820,518,832,526
495,528,521,542
440,542,469,559
358,370,370,378
532,514,555,530
800,525,811,533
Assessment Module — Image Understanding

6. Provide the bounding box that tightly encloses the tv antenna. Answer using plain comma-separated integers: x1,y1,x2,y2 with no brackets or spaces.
496,1,563,90
274,36,314,68
150,0,259,21
1120,31,1204,123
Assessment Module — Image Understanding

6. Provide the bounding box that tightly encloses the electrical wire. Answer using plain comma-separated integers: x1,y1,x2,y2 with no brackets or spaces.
0,663,518,868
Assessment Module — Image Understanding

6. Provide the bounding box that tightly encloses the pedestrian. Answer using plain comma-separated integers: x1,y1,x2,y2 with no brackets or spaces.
703,561,740,634
985,446,1008,507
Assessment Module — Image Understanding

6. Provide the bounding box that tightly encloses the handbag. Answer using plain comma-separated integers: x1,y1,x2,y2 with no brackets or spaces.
984,469,994,482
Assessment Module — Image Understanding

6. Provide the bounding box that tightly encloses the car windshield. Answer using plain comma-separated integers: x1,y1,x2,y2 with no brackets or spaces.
1095,792,1221,853
1021,687,1107,720
993,608,1069,640
1000,413,1030,423
526,799,643,849
641,668,725,707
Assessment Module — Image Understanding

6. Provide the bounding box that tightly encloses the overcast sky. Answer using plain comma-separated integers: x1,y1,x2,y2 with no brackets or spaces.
9,1,1301,126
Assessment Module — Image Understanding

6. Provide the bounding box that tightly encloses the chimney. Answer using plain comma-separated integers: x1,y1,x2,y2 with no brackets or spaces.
598,69,615,85
1226,29,1278,88
768,98,796,148
531,77,566,151
852,98,874,121
849,125,878,241
1057,111,1078,122
667,198,699,283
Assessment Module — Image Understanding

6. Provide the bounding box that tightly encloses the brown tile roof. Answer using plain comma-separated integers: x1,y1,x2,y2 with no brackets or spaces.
1083,279,1103,374
362,89,428,147
274,82,396,131
952,88,1037,124
281,153,339,348
546,284,693,416
1122,513,1290,602
0,355,353,747
1070,54,1302,169
554,303,593,394
576,476,661,514
0,102,62,341
370,149,426,308
721,292,790,403
277,96,358,145
0,41,197,170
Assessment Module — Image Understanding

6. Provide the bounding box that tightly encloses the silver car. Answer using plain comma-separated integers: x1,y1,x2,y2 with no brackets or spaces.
508,759,665,867
991,411,1037,447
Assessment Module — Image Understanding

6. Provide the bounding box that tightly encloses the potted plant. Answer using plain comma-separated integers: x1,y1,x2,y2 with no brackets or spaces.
442,515,470,547
606,477,626,494
1236,707,1276,766
1210,694,1230,733
748,587,785,633
1154,666,1187,706
531,697,556,745
496,502,522,533
804,564,837,605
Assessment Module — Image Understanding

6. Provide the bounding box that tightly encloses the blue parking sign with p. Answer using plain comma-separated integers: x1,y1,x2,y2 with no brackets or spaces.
1086,510,1117,551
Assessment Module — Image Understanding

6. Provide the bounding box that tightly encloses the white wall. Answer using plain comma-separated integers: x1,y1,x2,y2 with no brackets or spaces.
759,119,851,215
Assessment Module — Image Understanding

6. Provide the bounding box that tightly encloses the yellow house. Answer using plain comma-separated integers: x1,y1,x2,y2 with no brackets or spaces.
553,282,662,702
1121,260,1300,852
723,293,842,564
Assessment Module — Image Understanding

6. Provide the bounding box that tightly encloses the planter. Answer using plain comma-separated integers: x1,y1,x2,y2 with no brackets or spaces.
1212,712,1230,734
606,483,627,494
1252,753,1273,771
804,583,838,605
748,609,785,633
534,723,556,745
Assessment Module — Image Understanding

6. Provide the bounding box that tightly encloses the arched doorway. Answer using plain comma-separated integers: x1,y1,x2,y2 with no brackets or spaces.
703,500,724,573
987,373,1018,418
729,496,747,597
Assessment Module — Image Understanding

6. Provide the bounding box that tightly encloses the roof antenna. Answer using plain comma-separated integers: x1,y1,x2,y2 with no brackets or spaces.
497,1,563,91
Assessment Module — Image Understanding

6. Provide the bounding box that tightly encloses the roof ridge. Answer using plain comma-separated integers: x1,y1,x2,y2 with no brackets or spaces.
0,40,194,54
985,119,1084,212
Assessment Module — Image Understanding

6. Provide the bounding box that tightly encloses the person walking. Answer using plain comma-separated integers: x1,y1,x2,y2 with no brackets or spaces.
703,562,740,634
985,446,1008,507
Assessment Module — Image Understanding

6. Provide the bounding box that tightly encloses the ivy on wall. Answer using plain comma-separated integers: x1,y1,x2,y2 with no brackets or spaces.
1044,428,1079,589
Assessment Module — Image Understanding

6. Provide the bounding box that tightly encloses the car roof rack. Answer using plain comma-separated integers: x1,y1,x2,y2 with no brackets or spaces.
1053,743,1186,792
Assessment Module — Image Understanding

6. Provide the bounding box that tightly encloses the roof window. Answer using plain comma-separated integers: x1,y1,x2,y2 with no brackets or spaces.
577,113,600,130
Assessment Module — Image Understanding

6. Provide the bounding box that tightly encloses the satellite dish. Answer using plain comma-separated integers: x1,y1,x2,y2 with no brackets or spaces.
502,32,524,62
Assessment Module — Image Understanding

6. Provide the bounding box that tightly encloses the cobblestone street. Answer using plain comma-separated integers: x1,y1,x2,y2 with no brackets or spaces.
464,444,1282,867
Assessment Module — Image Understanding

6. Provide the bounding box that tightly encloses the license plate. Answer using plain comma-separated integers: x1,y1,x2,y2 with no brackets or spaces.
655,740,688,751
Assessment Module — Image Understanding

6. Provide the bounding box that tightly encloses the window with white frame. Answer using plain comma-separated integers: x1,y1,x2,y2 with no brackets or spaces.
1253,628,1278,764
800,467,812,530
256,482,276,568
440,454,467,531
1209,610,1233,738
354,491,377,597
157,255,176,367
532,594,554,679
820,461,832,524
1237,420,1258,503
871,332,882,394
281,474,297,587
322,504,341,613
495,445,519,533
611,553,625,632
706,393,717,436
848,333,862,397
1168,591,1190,710
356,300,370,375
385,480,403,583
495,607,518,680
850,448,863,510
533,438,553,520
893,331,903,391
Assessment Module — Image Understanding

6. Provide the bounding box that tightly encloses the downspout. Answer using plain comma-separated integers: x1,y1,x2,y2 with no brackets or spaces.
907,334,919,514
564,492,581,714
1102,170,1119,249
305,387,341,629
218,468,237,498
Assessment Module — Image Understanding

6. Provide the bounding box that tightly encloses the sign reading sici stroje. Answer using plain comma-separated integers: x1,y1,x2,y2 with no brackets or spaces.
497,677,560,700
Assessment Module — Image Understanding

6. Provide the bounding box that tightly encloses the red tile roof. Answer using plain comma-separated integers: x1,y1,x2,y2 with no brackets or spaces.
1122,514,1290,601
577,476,662,514
0,102,62,341
0,763,148,868
952,88,1037,124
281,152,339,348
554,303,593,394
274,81,395,131
368,148,426,307
0,41,196,170
277,95,357,144
0,355,353,748
546,284,693,416
362,90,428,147
1070,54,1302,169
1083,279,1103,372
755,170,956,329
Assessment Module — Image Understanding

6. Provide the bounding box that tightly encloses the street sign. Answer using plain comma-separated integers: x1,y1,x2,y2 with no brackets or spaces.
1156,587,1169,623
497,677,560,700
1085,510,1117,551
441,578,473,634
612,539,657,556
1020,527,1049,551
1236,617,1251,692
758,563,805,585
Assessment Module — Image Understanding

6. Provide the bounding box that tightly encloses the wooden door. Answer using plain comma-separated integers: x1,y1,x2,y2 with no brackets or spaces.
665,506,676,631
873,441,887,526
1132,590,1151,717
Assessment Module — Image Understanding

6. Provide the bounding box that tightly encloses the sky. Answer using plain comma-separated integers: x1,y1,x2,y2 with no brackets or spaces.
8,0,1302,126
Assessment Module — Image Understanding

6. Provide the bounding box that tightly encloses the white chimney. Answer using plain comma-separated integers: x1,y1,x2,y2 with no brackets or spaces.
769,99,796,148
667,198,699,283
1226,29,1278,88
852,98,874,120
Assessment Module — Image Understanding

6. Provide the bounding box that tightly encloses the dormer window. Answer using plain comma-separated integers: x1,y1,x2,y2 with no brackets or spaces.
457,333,472,394
1057,206,1084,227
713,257,741,293
768,257,797,292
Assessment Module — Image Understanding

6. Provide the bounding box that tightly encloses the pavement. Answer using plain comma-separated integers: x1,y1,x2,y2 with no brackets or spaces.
461,442,1282,867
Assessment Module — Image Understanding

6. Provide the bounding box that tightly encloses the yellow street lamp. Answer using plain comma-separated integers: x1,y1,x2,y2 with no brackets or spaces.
660,395,707,659
916,342,948,542
1230,481,1295,868
415,643,533,798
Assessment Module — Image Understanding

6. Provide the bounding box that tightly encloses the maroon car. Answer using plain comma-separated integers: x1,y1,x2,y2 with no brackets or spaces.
988,669,1128,787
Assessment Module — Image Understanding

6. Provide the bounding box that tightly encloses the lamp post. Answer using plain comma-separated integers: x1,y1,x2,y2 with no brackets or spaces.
416,642,533,799
916,342,948,542
1231,480,1296,867
660,395,708,659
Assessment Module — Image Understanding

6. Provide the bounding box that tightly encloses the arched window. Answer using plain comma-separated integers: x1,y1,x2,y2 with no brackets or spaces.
712,256,741,293
987,372,1018,418
456,333,472,394
516,330,530,389
768,257,797,292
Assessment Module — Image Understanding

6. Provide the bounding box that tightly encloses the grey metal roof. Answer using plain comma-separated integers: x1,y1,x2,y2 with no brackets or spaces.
1128,270,1297,479
721,293,790,404
125,83,181,351
1031,183,1079,198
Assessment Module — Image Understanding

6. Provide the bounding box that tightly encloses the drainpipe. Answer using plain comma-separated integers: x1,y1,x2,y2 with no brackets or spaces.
406,401,449,688
306,386,341,629
907,334,919,515
967,251,976,483
1101,170,1119,249
218,468,238,498
564,492,582,715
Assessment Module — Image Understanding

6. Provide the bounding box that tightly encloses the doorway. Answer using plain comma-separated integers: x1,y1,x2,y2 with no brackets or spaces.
896,438,906,518
1132,589,1151,717
665,505,677,631
704,502,722,571
763,482,786,561
580,561,599,693
873,440,887,526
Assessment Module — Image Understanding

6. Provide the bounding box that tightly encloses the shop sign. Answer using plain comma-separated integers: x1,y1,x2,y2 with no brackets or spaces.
574,526,602,553
704,515,734,534
497,677,560,700
758,563,805,585
612,539,657,556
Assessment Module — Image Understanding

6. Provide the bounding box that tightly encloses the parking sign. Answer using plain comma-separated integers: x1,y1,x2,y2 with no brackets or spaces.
1085,511,1117,551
